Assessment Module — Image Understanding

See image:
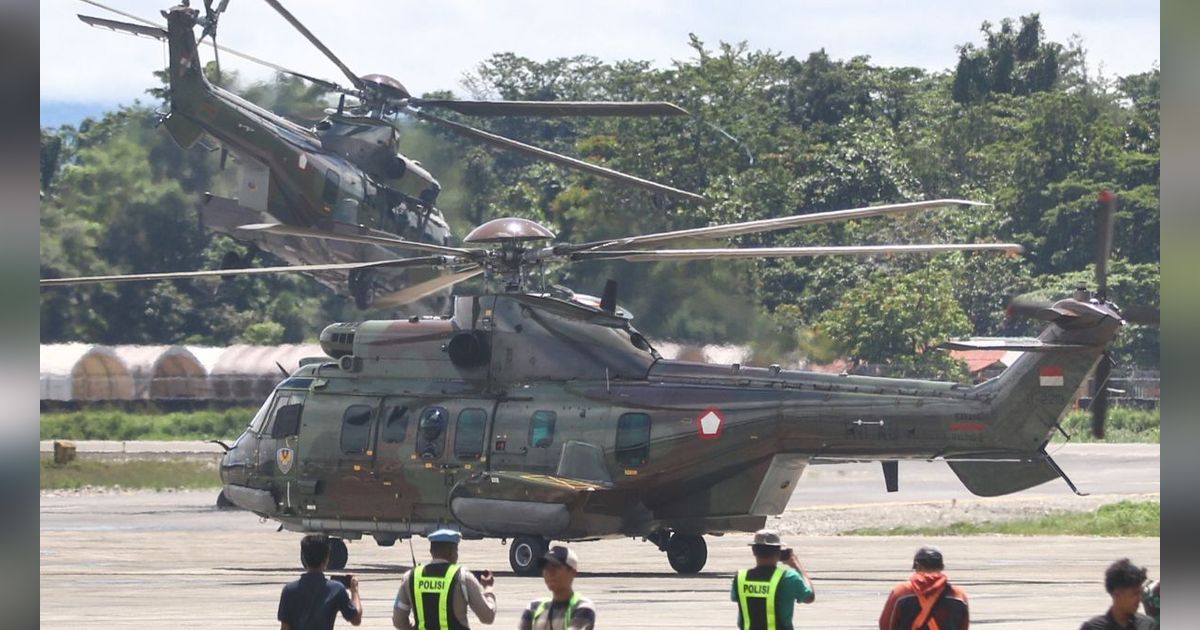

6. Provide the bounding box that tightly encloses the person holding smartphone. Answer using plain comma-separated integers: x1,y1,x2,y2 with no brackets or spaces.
278,534,363,630
731,529,815,630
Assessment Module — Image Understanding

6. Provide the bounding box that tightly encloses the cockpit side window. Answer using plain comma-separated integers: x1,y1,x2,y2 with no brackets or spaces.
263,392,307,437
322,169,340,205
416,407,448,460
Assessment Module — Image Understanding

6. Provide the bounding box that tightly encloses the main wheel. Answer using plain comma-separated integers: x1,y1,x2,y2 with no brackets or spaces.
509,536,549,577
328,538,349,570
666,534,707,574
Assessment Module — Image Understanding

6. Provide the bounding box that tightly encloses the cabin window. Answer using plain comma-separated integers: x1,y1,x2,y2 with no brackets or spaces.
615,413,651,467
529,411,556,448
322,169,340,205
340,404,373,454
454,408,488,459
416,407,448,459
381,405,410,444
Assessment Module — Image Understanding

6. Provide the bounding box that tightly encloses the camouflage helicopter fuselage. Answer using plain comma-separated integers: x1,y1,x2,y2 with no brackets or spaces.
219,291,1116,562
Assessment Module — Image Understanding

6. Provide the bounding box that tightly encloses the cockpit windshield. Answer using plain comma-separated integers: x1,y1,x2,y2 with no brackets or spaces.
247,393,276,434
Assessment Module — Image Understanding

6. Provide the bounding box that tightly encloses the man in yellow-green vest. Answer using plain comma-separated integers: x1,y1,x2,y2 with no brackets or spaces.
518,545,596,630
393,529,497,630
731,529,815,630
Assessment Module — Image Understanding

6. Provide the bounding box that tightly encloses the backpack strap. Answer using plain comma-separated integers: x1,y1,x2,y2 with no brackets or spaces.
909,581,952,630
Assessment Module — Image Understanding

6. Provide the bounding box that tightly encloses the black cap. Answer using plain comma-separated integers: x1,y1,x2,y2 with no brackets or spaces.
536,545,579,571
913,546,944,570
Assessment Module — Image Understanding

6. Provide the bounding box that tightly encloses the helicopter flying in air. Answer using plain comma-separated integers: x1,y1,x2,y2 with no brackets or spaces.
40,192,1158,575
74,0,703,310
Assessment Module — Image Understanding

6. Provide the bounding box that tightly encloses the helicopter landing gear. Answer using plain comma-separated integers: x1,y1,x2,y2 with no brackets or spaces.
328,537,349,570
348,269,377,310
219,248,256,279
649,530,707,574
508,535,549,577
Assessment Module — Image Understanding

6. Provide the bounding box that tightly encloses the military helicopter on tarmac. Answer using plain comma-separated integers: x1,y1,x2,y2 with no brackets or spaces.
73,0,703,310
40,193,1158,575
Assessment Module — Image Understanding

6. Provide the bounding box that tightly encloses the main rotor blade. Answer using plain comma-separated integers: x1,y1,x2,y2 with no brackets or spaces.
413,100,689,117
1121,304,1160,326
1091,354,1113,439
78,0,159,27
78,14,167,39
411,109,706,203
370,267,485,310
77,5,351,94
1096,190,1117,300
40,256,457,287
262,0,366,93
237,223,482,258
569,242,1024,263
569,199,990,251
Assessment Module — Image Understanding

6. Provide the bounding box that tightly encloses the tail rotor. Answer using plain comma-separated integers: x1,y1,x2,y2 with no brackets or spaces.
1005,190,1158,439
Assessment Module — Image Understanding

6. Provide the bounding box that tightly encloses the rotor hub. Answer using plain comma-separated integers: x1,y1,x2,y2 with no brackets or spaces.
464,218,556,244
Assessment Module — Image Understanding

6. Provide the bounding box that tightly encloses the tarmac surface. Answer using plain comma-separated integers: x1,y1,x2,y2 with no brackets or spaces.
41,443,1160,628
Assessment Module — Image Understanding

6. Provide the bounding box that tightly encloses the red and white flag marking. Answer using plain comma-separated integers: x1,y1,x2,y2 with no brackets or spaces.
1039,366,1064,387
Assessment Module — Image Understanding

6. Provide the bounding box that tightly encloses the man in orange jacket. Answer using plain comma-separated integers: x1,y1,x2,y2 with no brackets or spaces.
879,546,969,630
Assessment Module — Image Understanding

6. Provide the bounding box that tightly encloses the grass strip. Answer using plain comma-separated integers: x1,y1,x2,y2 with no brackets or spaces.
845,500,1159,537
41,407,256,441
41,456,223,490
1051,408,1159,443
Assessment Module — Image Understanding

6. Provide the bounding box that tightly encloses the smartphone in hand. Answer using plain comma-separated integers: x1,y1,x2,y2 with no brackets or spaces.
780,548,792,561
331,574,353,589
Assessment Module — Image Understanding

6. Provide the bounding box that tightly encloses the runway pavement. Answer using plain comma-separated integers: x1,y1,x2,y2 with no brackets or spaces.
41,443,1160,628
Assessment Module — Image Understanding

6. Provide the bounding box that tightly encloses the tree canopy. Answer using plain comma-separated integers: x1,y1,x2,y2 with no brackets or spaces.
40,14,1159,379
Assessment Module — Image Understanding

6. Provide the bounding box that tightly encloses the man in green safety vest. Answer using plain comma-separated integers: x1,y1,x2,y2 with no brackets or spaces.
518,545,596,630
392,529,497,630
731,529,816,630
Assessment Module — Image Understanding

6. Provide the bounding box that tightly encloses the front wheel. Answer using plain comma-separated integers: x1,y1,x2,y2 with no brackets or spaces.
509,536,549,577
666,534,707,574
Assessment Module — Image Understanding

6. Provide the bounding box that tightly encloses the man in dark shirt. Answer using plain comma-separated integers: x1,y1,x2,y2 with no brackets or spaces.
1079,558,1157,630
278,534,363,630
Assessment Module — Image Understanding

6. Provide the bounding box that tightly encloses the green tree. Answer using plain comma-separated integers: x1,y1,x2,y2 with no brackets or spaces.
817,268,972,380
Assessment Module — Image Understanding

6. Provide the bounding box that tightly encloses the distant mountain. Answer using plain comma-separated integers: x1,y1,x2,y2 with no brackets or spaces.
40,101,124,129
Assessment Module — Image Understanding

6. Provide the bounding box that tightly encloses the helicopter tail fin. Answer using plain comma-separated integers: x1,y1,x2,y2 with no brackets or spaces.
952,337,1105,450
163,5,208,90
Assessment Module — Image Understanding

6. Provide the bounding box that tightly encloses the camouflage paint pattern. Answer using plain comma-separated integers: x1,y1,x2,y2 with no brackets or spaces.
220,292,1118,546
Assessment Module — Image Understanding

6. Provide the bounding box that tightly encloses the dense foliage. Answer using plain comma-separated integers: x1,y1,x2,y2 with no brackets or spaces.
40,14,1158,379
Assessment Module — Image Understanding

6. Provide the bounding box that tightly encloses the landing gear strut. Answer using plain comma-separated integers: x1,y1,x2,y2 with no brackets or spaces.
349,269,377,310
219,248,256,280
649,530,708,574
508,535,549,577
328,537,348,570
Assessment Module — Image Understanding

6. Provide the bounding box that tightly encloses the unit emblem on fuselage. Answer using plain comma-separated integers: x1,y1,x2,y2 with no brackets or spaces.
276,448,294,475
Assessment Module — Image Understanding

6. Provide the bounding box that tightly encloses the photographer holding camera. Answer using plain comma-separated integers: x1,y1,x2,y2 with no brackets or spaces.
731,529,815,630
278,534,363,630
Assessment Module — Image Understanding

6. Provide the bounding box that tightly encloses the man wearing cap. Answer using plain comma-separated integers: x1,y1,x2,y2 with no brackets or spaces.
518,545,596,630
731,529,816,630
878,546,969,630
393,529,497,630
